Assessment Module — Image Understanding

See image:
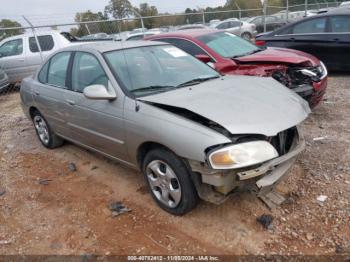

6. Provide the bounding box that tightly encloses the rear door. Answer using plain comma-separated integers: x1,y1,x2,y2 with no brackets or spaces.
32,51,73,137
327,15,350,70
0,37,26,83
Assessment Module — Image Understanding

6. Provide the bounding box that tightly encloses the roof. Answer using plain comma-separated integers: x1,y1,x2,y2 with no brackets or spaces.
60,40,167,53
146,29,219,39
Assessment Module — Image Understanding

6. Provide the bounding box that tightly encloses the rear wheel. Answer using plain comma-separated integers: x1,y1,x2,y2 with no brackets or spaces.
142,148,199,215
32,111,64,149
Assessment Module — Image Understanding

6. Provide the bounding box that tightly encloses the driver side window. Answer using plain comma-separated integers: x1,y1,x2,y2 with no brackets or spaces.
0,39,23,58
71,52,108,93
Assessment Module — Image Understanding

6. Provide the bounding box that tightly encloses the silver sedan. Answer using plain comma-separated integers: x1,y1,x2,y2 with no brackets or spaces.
20,41,310,215
210,19,257,41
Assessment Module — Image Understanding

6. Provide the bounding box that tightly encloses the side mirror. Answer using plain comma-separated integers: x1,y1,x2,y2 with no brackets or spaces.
83,84,116,100
195,54,212,64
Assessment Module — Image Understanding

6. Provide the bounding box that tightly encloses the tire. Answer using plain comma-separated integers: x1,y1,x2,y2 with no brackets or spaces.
142,148,199,215
32,111,64,149
241,32,252,41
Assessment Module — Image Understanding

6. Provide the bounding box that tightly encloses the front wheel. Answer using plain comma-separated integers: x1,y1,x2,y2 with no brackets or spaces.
142,148,199,215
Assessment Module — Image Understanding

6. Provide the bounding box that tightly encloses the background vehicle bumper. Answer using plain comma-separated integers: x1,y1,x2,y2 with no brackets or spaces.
310,77,328,108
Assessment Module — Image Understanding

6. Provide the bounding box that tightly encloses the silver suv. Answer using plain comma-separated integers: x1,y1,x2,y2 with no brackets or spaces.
20,41,310,215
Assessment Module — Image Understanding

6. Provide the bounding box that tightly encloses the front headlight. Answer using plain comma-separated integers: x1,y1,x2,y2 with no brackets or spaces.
208,141,279,170
319,61,328,79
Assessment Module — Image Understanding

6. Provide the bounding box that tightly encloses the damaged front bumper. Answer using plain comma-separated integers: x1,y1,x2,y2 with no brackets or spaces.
190,128,305,204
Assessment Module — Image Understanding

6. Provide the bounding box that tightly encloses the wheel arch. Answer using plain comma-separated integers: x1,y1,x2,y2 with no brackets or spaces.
29,106,39,119
137,142,177,170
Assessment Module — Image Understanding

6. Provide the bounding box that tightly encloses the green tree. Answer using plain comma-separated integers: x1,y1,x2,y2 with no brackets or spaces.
73,10,111,36
105,0,132,19
0,19,23,41
134,3,159,28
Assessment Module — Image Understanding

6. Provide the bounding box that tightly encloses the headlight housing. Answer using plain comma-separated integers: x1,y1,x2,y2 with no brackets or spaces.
208,141,279,170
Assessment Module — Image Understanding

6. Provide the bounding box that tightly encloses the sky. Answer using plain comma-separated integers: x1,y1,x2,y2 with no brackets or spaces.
0,0,226,17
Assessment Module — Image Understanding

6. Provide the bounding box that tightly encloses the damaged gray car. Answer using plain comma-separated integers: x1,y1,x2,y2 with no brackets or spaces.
20,41,310,215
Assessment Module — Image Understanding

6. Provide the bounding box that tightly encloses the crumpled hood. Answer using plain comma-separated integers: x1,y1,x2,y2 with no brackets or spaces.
140,75,310,137
236,47,320,67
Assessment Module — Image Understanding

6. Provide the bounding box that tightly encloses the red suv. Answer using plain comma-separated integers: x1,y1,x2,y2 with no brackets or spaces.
146,29,328,108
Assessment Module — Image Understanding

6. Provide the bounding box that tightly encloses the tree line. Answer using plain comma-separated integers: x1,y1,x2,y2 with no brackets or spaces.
0,0,344,39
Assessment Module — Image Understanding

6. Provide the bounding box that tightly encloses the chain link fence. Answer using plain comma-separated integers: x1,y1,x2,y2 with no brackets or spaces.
0,0,343,96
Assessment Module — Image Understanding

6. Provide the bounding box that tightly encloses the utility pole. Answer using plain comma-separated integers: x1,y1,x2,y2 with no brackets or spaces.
305,0,308,17
262,0,268,33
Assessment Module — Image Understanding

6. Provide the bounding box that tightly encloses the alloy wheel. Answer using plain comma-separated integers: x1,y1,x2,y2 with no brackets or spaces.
146,160,182,208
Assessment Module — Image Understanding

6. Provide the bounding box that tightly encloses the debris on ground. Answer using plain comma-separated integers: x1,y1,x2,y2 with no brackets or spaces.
256,214,274,230
68,163,77,172
0,240,12,245
335,244,345,254
0,188,6,197
316,195,328,202
38,179,52,185
109,201,131,217
91,166,98,170
313,136,327,142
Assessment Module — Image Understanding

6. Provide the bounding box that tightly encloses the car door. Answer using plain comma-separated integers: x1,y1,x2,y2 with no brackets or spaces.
32,51,73,137
327,15,350,70
64,51,128,161
0,37,26,83
268,17,329,62
26,35,56,78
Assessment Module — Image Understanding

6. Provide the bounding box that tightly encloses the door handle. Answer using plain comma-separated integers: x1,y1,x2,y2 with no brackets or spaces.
332,38,339,42
289,37,295,41
33,90,40,96
66,99,75,106
18,59,25,62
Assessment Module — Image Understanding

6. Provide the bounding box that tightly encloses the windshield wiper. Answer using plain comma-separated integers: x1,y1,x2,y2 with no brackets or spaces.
130,85,176,94
177,76,220,88
232,49,262,58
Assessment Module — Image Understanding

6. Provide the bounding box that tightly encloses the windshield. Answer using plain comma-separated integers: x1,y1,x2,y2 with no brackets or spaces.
197,31,261,58
104,45,220,97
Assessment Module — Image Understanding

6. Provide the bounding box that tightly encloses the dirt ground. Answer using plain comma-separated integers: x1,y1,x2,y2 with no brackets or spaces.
0,75,349,256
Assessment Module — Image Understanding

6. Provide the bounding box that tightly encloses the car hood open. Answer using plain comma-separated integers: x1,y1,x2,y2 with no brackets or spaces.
236,47,320,67
139,75,310,137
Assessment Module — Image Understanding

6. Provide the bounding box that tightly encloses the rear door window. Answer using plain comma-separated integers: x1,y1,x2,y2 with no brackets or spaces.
292,18,327,34
29,35,55,53
47,52,71,88
229,21,241,28
330,16,350,33
217,22,230,29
